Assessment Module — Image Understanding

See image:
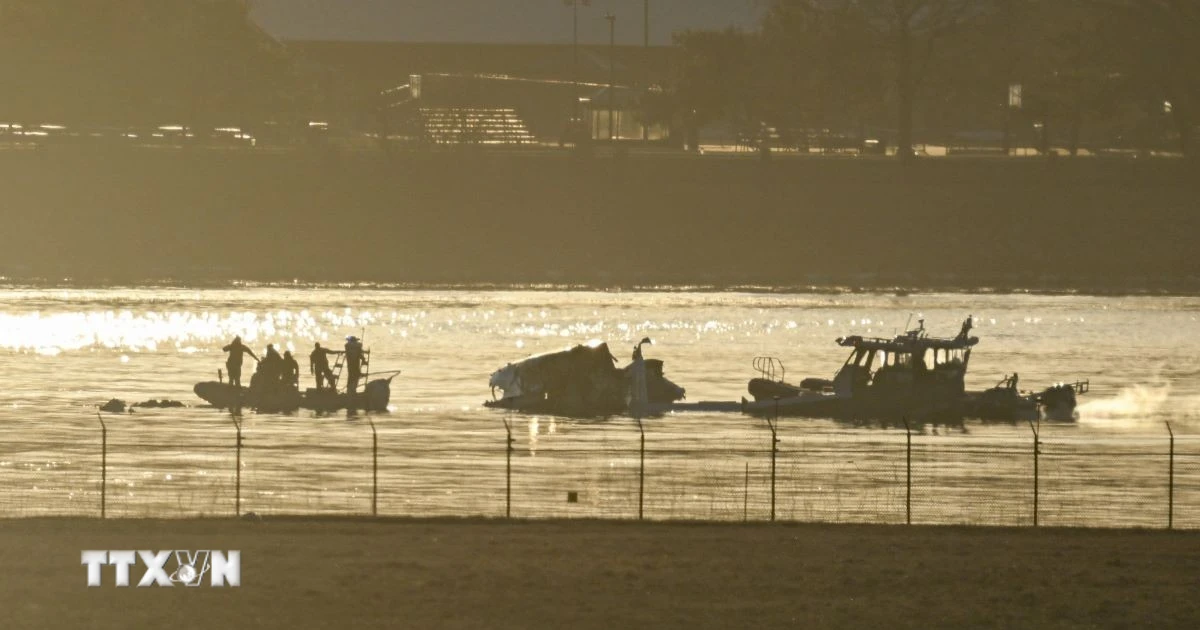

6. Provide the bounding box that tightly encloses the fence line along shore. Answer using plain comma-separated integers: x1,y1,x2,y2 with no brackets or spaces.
1,413,1195,529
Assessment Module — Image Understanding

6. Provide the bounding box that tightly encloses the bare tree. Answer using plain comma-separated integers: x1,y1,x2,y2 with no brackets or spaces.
764,0,986,160
852,1,984,160
1082,0,1200,156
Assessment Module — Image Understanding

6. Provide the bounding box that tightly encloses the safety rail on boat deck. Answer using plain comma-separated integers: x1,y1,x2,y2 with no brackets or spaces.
753,356,785,382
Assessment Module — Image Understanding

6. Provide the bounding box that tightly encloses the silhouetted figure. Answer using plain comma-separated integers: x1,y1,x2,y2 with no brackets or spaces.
282,351,300,390
222,336,258,388
310,342,341,390
957,316,974,341
259,344,283,389
345,336,365,395
629,337,652,414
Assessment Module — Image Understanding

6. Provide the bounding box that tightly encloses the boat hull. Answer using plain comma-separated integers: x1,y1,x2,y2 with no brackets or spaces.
193,377,393,413
743,384,1076,423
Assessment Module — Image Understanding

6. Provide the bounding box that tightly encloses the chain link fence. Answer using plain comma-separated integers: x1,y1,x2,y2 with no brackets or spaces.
1,413,1197,528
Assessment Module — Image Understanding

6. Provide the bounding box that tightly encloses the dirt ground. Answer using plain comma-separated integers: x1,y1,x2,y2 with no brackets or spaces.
0,518,1196,629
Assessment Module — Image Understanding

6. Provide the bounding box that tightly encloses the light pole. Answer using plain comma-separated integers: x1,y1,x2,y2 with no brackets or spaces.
565,0,590,120
643,0,650,142
644,0,649,48
606,12,616,143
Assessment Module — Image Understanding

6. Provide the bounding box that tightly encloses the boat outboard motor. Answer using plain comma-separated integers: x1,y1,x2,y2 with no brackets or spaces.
1036,384,1078,421
363,377,393,412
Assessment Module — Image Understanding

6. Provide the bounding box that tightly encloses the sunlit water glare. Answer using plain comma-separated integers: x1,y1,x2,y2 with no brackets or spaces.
1,287,1198,523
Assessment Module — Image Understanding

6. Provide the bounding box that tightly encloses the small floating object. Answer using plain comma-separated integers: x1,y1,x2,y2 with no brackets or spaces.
133,399,186,409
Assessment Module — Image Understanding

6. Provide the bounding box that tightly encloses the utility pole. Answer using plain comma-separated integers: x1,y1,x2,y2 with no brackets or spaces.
644,0,649,48
643,0,650,142
566,1,591,127
607,12,616,143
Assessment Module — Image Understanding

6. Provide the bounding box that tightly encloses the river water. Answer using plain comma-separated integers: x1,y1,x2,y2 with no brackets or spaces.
1,286,1198,526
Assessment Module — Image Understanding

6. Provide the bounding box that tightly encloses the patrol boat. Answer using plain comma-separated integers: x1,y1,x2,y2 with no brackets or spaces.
743,317,1087,422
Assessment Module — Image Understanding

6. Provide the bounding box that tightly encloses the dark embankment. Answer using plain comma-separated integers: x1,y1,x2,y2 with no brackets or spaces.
0,148,1195,291
2,518,1197,629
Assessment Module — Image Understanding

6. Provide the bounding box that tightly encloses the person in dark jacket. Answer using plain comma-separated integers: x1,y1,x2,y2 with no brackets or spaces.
310,342,341,390
282,351,301,390
258,344,284,389
222,336,258,388
345,336,366,395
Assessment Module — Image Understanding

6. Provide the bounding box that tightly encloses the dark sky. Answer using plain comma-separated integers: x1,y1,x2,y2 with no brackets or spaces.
250,0,763,46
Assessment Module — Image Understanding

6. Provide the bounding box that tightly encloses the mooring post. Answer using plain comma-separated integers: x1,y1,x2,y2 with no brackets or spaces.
232,416,242,517
504,418,514,519
369,418,378,517
1028,419,1039,527
903,417,912,526
97,413,107,519
637,415,645,521
1167,421,1175,530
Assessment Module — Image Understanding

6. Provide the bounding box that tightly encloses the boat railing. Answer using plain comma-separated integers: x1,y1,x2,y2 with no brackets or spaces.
753,356,785,382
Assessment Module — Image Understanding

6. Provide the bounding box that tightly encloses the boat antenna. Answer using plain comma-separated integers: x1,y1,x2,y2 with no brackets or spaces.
901,313,913,336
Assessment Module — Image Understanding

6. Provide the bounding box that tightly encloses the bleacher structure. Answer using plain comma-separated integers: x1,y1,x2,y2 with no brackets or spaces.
416,107,537,146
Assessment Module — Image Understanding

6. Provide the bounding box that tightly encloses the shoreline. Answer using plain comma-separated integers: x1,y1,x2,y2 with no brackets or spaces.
2,278,1200,297
0,151,1195,291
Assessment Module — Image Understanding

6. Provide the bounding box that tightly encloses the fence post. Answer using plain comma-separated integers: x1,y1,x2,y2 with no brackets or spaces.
636,415,645,521
903,417,912,526
369,418,378,517
743,462,749,522
1167,421,1174,530
766,397,780,522
96,413,107,520
1028,419,1039,527
232,417,242,517
503,418,514,519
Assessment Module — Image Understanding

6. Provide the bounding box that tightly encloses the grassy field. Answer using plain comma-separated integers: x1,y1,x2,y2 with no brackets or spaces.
0,149,1195,291
0,517,1196,629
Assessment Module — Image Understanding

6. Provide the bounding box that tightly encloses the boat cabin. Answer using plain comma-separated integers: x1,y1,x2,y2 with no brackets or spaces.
831,318,979,398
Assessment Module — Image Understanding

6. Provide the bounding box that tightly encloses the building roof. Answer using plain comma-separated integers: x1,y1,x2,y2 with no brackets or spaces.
287,40,675,93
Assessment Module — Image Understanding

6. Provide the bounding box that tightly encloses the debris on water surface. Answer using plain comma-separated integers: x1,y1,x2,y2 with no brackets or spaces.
133,399,186,409
99,399,126,413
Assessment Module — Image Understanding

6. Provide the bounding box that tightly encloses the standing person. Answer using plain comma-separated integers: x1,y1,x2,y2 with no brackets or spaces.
344,336,365,395
629,337,651,415
309,342,341,390
282,351,300,391
259,344,284,390
222,336,258,388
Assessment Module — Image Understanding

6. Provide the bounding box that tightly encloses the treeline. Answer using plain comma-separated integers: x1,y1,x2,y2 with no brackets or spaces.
650,0,1200,158
0,0,298,127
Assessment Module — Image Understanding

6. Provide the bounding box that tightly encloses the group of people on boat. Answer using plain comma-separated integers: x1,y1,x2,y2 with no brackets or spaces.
221,335,369,394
